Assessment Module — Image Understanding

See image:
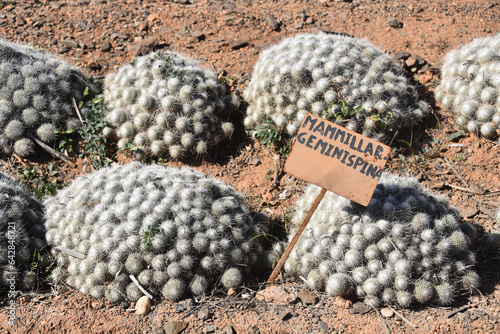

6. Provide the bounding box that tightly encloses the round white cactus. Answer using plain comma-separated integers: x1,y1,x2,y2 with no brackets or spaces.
436,33,500,138
284,173,480,308
44,162,268,303
243,33,430,142
103,51,239,160
0,39,92,157
0,171,48,292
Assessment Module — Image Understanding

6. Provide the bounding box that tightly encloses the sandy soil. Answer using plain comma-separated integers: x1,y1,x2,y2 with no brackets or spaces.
1,0,500,333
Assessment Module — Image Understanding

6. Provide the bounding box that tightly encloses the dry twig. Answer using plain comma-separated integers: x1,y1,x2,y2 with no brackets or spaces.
445,304,474,318
71,96,84,124
443,156,470,189
55,246,85,259
26,133,76,168
129,274,153,300
389,307,418,329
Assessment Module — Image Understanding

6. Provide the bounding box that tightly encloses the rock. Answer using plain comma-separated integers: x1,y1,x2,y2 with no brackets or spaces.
191,31,205,41
87,61,101,71
135,296,151,315
219,325,236,334
159,26,174,34
413,54,427,66
175,299,194,313
318,320,328,333
203,325,217,334
61,39,79,48
265,14,279,30
147,13,159,22
387,18,403,28
198,307,211,320
380,308,394,318
279,311,293,321
153,326,166,334
230,40,249,50
394,51,411,61
350,302,371,314
164,321,188,334
16,17,27,26
297,289,318,305
132,35,160,56
100,41,112,52
405,57,417,68
333,296,352,309
256,286,297,305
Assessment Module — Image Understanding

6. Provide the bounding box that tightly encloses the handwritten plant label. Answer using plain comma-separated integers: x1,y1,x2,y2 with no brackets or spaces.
284,112,391,206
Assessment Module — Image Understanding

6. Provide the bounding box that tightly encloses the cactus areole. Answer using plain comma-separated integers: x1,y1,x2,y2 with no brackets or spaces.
284,113,391,206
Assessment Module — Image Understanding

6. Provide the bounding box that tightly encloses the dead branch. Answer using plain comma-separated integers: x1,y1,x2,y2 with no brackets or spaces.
26,133,76,168
446,304,474,318
389,307,418,329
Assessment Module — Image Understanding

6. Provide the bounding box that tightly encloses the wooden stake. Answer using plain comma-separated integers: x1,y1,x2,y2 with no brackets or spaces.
267,188,327,283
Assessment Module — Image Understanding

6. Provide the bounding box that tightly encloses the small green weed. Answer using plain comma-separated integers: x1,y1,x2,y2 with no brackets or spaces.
250,230,278,244
252,117,292,158
322,100,393,131
117,141,140,158
265,168,274,181
141,226,162,247
282,206,295,233
154,53,187,78
322,100,362,122
54,128,76,153
79,88,113,169
370,109,394,132
29,248,53,278
18,163,62,199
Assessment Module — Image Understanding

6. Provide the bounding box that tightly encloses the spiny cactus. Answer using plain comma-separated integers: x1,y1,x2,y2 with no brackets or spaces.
0,171,48,293
103,51,239,160
0,39,93,157
44,162,268,303
485,209,500,255
435,33,500,138
243,33,430,143
284,173,480,308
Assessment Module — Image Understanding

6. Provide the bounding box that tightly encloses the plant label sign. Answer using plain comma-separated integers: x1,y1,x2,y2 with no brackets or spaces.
284,112,391,206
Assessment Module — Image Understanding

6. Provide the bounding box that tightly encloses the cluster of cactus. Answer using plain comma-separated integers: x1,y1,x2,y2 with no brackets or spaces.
44,162,270,303
103,51,239,160
485,210,500,254
0,171,48,293
0,39,92,157
243,33,430,142
435,33,500,138
284,173,480,308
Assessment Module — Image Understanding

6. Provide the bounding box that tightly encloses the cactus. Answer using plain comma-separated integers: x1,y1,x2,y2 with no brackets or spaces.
243,32,430,143
44,162,268,303
103,51,239,160
435,33,500,138
0,171,48,293
284,173,480,308
0,39,93,156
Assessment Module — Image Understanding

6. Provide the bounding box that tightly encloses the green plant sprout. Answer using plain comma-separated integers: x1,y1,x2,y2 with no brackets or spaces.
252,117,292,158
18,163,62,199
141,225,162,248
78,88,113,169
